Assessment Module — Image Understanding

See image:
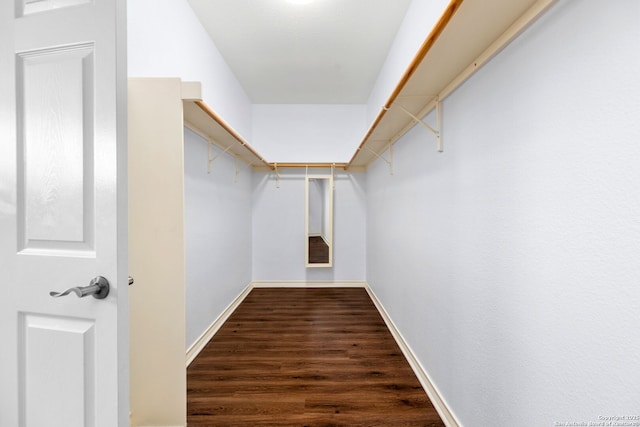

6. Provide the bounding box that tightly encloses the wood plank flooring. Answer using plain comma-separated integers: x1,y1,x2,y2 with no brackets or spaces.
187,288,445,426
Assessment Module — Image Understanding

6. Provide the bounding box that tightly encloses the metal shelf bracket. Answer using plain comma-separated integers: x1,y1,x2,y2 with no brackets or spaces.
365,144,393,175
208,139,234,173
393,97,443,152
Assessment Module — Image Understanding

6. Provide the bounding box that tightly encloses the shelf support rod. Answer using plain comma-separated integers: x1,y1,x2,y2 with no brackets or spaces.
394,97,443,152
274,163,280,188
397,105,438,135
208,140,234,173
364,146,393,175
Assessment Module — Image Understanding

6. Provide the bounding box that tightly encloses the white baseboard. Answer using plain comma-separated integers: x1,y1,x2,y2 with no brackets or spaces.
251,280,367,288
185,283,253,367
364,284,461,427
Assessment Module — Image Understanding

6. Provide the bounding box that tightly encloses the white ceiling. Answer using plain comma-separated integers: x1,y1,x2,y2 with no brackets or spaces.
187,0,412,104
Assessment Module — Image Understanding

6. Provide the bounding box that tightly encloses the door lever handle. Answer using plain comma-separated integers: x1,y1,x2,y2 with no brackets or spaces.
50,276,110,300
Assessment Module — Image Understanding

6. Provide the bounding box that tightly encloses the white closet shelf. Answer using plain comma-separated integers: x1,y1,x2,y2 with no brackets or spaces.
346,0,557,169
183,99,271,168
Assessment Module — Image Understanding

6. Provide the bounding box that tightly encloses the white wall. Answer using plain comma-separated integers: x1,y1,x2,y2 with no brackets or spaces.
184,128,253,349
366,1,640,425
253,169,366,282
366,0,449,126
252,104,366,163
128,0,253,139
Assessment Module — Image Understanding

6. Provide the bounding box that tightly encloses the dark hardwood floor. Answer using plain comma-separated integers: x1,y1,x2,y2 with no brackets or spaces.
187,288,445,426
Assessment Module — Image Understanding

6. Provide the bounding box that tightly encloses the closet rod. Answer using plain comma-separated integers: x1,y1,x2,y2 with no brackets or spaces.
194,100,272,169
266,162,347,169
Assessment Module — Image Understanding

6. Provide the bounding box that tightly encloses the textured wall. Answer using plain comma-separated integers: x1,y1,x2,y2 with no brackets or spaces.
366,1,640,425
184,128,253,349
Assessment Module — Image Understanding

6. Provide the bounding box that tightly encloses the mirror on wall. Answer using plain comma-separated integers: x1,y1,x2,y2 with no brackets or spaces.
305,175,333,267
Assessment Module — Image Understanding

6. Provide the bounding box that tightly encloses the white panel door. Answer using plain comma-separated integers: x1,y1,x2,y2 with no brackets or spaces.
0,1,128,426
